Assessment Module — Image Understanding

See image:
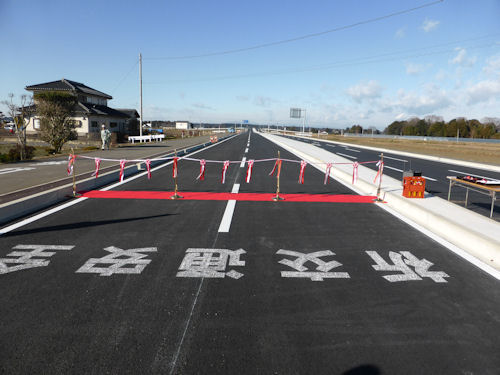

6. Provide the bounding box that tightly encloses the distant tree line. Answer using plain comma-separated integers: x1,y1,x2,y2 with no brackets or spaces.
383,116,500,139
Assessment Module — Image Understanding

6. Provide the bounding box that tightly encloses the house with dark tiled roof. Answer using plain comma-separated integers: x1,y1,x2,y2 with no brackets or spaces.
24,79,139,139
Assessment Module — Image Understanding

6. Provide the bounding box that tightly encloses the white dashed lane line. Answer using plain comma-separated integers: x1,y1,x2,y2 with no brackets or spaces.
336,152,358,160
218,183,240,233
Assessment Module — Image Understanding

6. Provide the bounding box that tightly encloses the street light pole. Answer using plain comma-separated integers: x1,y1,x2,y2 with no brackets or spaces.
139,52,143,139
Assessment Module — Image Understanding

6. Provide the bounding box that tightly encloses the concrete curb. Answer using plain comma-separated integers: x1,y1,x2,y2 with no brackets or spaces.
0,136,232,226
290,134,500,172
260,132,500,272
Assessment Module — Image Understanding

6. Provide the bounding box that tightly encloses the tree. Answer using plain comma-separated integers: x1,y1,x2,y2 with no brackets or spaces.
35,91,77,153
384,121,404,135
1,93,36,160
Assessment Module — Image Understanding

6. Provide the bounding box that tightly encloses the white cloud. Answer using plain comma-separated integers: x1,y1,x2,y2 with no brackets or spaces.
346,80,383,103
395,27,406,39
434,69,448,81
450,47,477,67
390,85,452,116
192,103,214,110
466,79,500,105
483,54,500,75
421,18,440,32
253,96,277,107
405,63,424,75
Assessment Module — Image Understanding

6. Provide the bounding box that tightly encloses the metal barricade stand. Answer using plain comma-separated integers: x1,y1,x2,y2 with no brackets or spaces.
374,153,384,202
272,151,284,201
70,148,81,198
170,149,183,199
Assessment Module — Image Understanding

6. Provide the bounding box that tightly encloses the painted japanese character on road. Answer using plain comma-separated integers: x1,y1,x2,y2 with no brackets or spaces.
276,249,350,281
365,251,449,282
76,246,157,276
0,245,74,274
177,248,246,279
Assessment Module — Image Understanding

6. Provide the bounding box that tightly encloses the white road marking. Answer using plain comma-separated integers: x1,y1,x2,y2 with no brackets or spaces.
218,184,240,233
240,157,246,168
422,175,437,181
345,148,361,153
383,155,408,162
384,165,404,172
0,167,36,175
0,245,74,274
277,249,350,281
75,246,157,276
176,248,245,278
366,251,448,282
30,161,66,166
336,152,358,160
326,144,336,148
448,170,496,180
245,147,248,153
384,165,437,181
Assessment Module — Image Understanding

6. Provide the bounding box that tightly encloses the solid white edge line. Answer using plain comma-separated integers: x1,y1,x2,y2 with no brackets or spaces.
0,134,239,235
259,131,500,281
0,198,89,235
240,157,247,168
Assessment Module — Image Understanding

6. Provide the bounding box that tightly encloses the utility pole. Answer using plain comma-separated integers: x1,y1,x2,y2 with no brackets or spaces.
139,53,143,139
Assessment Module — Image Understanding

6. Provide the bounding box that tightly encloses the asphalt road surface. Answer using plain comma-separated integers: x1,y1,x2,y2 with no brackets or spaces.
286,135,500,221
1,131,499,374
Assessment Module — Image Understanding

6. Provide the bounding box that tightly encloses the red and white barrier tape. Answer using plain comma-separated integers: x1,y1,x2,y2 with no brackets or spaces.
146,159,152,179
67,154,76,176
324,163,332,185
246,160,254,183
352,162,359,184
298,160,307,184
221,160,230,184
373,160,384,184
93,158,101,178
172,157,178,178
119,160,126,182
197,159,206,180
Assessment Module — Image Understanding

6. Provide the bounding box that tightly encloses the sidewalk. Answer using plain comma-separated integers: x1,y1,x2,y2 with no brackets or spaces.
260,132,500,275
0,135,224,224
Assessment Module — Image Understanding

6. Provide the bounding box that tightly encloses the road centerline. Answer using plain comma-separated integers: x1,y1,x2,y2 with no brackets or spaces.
218,183,240,233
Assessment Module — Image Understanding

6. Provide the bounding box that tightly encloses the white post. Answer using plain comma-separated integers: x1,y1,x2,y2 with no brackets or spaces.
139,53,143,141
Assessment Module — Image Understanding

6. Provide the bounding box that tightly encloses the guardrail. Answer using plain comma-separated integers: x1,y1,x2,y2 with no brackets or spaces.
343,133,500,144
128,134,165,143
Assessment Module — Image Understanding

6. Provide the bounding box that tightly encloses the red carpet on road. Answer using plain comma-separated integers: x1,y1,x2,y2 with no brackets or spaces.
81,190,379,203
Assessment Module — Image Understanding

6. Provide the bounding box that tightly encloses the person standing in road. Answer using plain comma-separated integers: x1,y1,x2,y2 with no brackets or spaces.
101,124,111,150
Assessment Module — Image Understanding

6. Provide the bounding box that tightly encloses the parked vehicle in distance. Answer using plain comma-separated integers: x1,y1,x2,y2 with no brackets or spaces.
4,123,15,132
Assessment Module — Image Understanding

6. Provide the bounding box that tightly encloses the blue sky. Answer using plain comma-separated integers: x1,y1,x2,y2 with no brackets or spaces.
1,0,499,129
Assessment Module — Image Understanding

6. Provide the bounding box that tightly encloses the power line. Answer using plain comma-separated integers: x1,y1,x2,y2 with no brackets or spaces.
110,59,139,94
145,0,444,60
144,37,499,84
